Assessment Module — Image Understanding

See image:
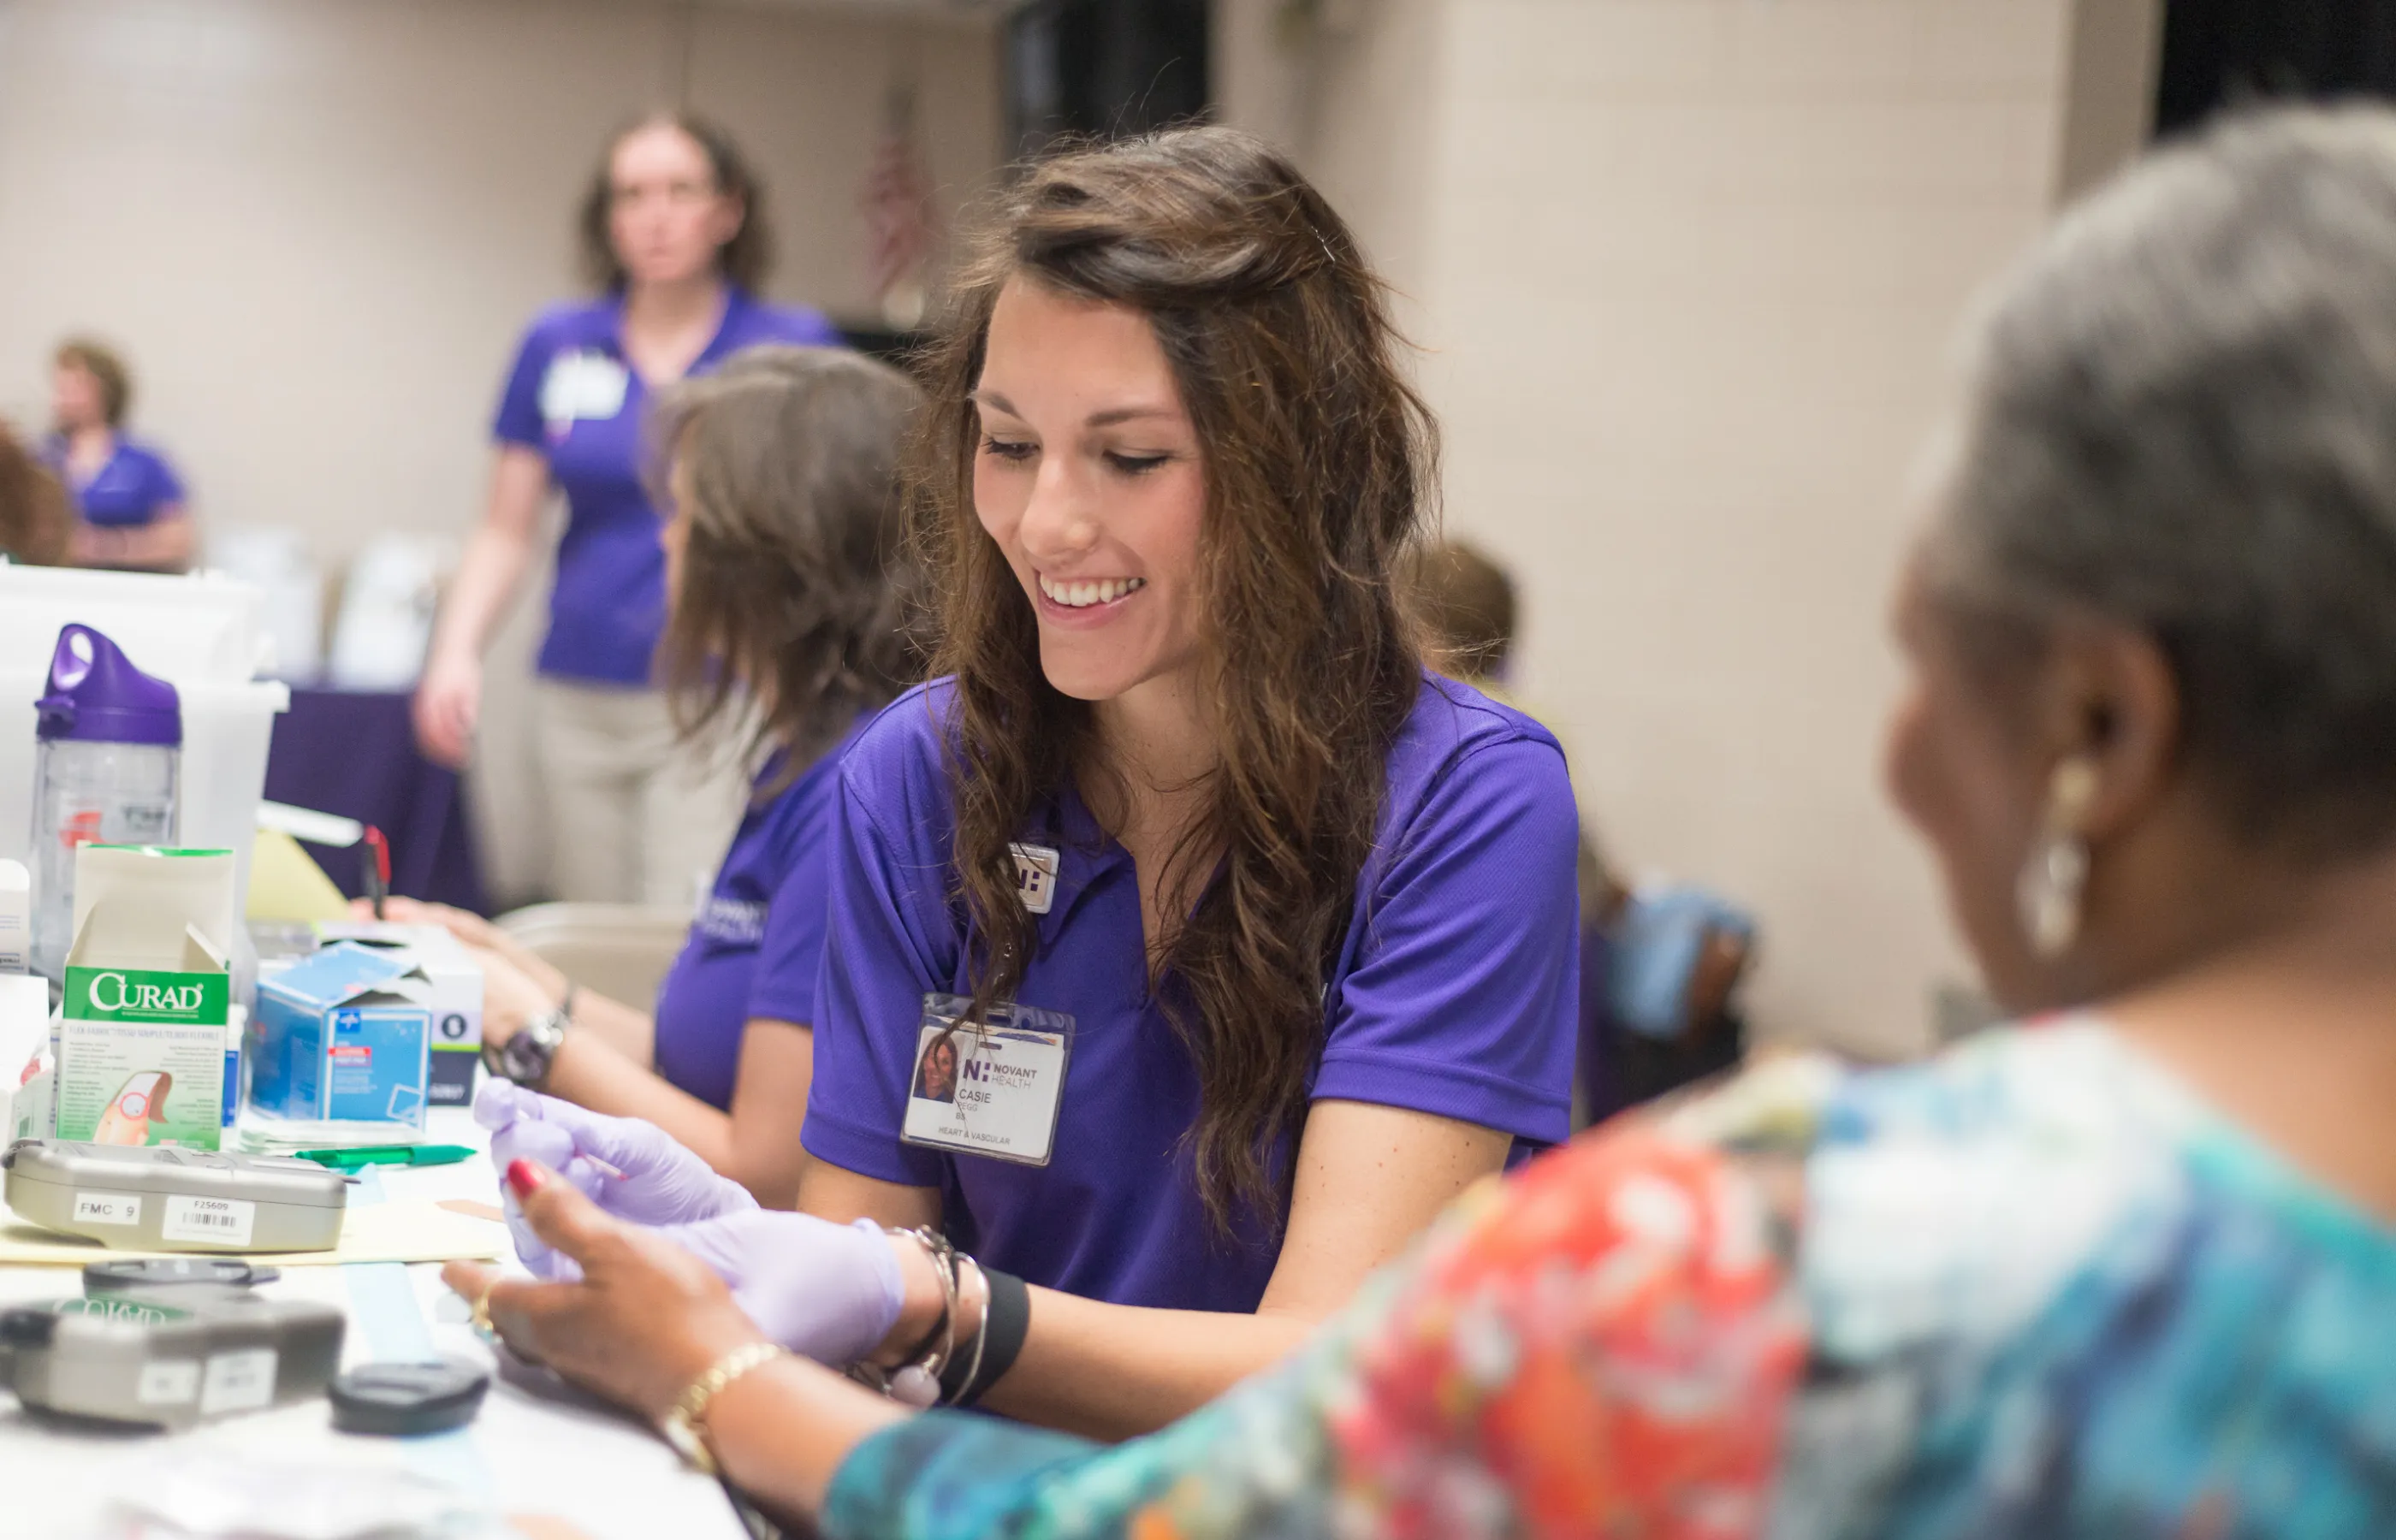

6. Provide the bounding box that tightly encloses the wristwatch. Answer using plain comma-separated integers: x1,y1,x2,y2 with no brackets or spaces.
484,987,574,1087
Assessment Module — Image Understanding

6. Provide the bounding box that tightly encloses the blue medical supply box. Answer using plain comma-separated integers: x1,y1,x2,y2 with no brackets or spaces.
250,941,432,1130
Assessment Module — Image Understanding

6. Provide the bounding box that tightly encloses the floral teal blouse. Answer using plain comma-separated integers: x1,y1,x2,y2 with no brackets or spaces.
821,1019,2396,1538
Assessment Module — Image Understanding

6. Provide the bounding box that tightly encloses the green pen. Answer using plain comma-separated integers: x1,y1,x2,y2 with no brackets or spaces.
294,1144,478,1171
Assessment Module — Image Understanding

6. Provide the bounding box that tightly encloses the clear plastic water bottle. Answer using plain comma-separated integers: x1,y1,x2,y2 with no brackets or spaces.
29,625,181,983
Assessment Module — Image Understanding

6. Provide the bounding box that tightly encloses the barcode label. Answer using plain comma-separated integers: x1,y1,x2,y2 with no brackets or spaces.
199,1348,276,1414
73,1191,141,1227
161,1194,257,1247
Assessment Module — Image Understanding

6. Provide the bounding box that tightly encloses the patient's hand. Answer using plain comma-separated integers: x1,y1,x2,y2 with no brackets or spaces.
445,1158,764,1422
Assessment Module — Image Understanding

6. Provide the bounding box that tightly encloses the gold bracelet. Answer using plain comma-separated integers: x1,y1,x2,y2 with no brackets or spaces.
660,1341,786,1477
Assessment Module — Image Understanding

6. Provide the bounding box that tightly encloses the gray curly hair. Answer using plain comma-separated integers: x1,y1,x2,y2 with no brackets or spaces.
1929,104,2396,859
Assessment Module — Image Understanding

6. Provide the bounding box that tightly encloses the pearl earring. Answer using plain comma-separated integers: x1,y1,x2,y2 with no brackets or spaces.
2017,757,2100,959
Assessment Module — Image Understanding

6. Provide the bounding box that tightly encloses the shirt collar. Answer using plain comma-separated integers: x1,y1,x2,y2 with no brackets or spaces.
1021,779,1133,943
599,284,747,365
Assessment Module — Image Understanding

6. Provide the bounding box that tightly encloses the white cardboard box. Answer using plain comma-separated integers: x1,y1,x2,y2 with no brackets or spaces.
0,974,53,1141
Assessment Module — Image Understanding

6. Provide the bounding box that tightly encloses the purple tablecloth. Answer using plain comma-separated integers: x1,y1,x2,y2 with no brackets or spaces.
263,686,489,914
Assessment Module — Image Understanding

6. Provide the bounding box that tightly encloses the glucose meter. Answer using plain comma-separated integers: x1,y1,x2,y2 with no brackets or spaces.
4,1140,349,1253
0,1285,344,1428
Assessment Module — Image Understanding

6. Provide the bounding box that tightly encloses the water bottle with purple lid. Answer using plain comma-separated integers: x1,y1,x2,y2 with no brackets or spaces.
29,624,181,982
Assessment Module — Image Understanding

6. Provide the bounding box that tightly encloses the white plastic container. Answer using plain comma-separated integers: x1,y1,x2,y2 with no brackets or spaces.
0,858,27,973
0,568,288,933
29,625,181,983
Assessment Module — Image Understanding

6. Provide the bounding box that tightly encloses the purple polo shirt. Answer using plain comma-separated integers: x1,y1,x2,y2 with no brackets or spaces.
491,290,842,685
41,435,187,527
650,716,869,1109
802,672,1581,1313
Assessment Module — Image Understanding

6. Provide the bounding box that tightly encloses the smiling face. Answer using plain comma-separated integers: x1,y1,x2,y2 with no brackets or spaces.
921,1038,958,1098
971,277,1208,707
607,123,744,291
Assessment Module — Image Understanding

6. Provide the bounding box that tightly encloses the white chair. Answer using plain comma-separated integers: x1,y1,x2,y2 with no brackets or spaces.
495,902,689,1010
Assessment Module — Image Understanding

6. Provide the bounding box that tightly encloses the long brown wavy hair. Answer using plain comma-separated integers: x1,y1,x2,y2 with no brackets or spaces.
652,346,926,794
908,127,1437,1235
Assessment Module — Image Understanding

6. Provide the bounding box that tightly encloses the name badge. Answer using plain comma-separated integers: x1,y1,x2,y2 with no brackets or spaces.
538,349,630,435
1010,843,1059,915
900,993,1072,1167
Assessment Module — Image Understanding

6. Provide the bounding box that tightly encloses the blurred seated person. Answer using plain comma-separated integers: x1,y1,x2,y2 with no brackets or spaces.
1406,537,1753,1119
0,423,72,566
373,345,922,1208
450,105,2396,1537
44,337,196,572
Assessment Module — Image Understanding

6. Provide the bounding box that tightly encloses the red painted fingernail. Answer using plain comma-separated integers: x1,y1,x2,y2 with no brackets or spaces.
505,1158,548,1197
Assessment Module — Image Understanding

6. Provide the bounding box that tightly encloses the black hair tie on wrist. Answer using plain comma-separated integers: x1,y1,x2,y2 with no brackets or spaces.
943,1267,1030,1409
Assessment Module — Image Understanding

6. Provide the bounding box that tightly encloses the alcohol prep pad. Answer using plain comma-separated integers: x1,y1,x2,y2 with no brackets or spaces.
251,939,433,1131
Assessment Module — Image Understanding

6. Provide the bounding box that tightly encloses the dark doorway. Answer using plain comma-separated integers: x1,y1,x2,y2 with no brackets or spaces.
2156,0,2396,135
1003,0,1212,157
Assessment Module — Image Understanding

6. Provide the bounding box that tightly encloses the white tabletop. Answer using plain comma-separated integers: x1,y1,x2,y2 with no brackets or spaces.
0,1104,750,1540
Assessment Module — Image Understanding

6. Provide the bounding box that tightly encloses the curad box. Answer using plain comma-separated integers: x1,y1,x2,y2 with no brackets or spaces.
55,846,234,1151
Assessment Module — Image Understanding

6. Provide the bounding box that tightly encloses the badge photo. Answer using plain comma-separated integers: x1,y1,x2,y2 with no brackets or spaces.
900,993,1073,1167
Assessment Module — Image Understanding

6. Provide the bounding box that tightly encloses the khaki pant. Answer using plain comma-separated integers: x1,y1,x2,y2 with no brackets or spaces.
531,680,749,908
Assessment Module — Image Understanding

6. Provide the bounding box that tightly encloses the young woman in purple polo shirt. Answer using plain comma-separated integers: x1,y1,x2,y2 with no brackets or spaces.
384,345,921,1210
416,112,842,905
43,338,195,572
476,128,1583,1441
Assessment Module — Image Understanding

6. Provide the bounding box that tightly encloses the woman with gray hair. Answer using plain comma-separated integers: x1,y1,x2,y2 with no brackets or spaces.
443,106,2396,1536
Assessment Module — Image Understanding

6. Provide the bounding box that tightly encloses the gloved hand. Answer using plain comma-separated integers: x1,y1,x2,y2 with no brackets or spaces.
475,1081,756,1278
654,1208,906,1368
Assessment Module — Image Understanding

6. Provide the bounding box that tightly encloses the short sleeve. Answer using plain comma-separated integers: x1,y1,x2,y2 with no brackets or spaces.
763,305,843,348
744,788,838,1028
491,321,554,447
144,449,187,509
799,764,955,1188
1314,735,1581,1142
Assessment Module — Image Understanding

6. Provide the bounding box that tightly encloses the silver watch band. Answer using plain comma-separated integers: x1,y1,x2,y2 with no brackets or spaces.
486,1003,572,1087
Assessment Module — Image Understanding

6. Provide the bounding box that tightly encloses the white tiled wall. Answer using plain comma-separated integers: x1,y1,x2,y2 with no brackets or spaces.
1225,0,2156,1058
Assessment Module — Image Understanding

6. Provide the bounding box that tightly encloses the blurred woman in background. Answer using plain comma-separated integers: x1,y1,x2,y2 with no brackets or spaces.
415,111,842,906
383,345,920,1210
44,338,195,572
455,106,2396,1537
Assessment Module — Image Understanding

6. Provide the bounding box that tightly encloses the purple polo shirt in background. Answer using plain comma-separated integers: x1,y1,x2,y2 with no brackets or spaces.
41,435,187,527
802,672,1582,1314
649,715,870,1109
491,289,842,685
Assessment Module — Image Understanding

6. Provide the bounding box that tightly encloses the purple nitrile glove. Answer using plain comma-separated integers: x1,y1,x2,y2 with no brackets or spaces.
654,1209,906,1368
474,1081,756,1279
